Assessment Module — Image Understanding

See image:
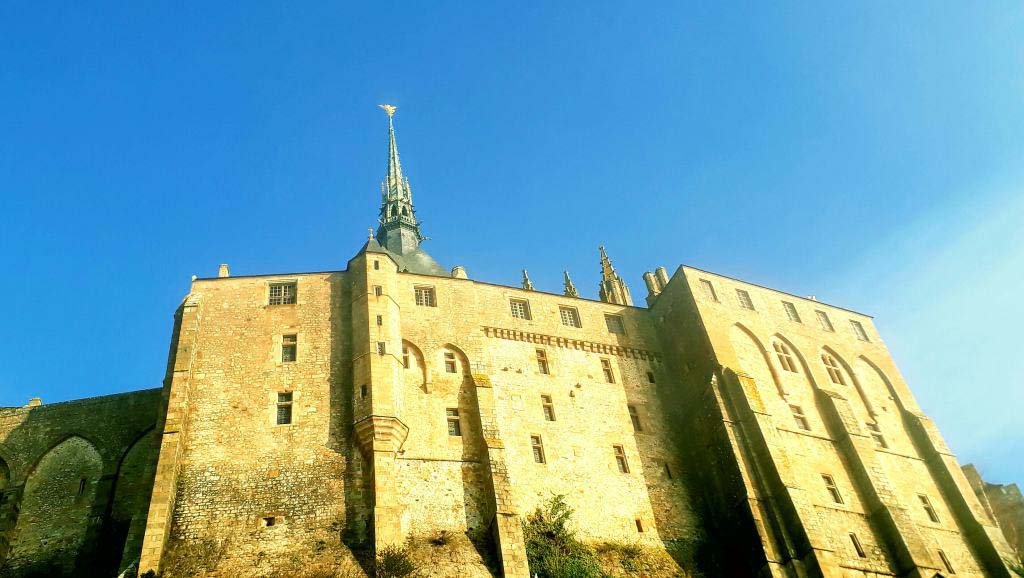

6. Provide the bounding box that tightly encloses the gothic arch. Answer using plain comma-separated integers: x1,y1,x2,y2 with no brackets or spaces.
821,347,876,417
856,355,904,409
729,323,785,397
401,339,427,388
438,343,471,379
109,426,159,574
22,432,105,485
770,332,820,388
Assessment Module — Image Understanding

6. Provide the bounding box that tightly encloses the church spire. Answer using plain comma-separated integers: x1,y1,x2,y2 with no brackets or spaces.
563,271,579,298
598,246,633,306
521,269,535,291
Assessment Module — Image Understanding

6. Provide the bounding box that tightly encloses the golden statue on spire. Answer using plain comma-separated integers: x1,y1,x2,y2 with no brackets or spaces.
378,104,397,118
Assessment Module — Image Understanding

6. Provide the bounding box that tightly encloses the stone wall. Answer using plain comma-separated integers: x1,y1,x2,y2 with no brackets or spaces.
963,464,1024,563
0,388,161,576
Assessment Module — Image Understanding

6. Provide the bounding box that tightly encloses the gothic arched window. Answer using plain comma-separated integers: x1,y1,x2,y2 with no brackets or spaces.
773,341,797,373
822,354,846,385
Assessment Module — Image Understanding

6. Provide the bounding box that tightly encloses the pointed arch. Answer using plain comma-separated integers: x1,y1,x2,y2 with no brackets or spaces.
401,340,427,387
730,323,785,397
856,355,904,410
439,343,472,377
822,347,876,417
771,332,821,389
22,432,105,484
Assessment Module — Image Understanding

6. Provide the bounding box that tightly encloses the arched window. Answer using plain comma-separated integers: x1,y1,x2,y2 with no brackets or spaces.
822,354,846,385
402,206,409,216
773,341,797,372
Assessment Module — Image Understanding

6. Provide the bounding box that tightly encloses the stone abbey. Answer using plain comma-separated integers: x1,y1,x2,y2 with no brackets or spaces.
1,108,1021,578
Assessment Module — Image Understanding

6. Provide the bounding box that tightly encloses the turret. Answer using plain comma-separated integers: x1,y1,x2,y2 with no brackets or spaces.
597,246,633,306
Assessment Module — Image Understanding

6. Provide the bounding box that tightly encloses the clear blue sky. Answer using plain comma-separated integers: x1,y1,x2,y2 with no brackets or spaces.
1,3,1021,483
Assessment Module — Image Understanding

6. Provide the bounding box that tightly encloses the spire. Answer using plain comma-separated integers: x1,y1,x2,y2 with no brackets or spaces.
597,245,633,306
370,105,445,276
522,270,535,291
563,271,579,298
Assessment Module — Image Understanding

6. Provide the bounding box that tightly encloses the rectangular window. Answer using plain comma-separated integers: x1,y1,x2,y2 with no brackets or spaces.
281,334,297,363
851,320,870,342
559,306,581,328
646,371,656,384
635,519,644,532
664,463,673,480
919,494,940,523
536,349,550,375
816,310,834,332
849,533,866,558
446,408,461,436
377,342,386,355
376,315,383,326
269,282,297,305
373,285,383,297
736,289,754,310
865,422,888,448
509,299,531,320
414,286,436,307
444,351,457,373
276,392,293,425
601,358,615,383
937,549,955,574
699,279,719,302
373,259,380,270
541,395,556,421
402,345,410,369
782,301,801,322
628,405,642,432
605,314,626,334
789,404,810,431
613,445,630,473
531,435,546,464
822,474,844,504
360,384,367,398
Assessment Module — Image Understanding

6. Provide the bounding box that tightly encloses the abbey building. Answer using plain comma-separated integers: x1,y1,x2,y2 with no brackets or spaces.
0,108,1020,578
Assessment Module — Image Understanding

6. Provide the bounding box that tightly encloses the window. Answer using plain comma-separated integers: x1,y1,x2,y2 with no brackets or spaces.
605,314,625,334
646,371,655,384
699,279,719,302
276,392,293,425
782,301,801,322
822,474,844,504
601,358,615,383
509,299,531,320
373,285,383,297
377,342,386,355
360,384,367,398
635,519,644,532
414,286,436,307
536,349,550,375
789,404,810,431
263,516,277,527
446,408,461,436
373,259,380,270
444,351,457,373
822,354,846,385
402,345,410,369
937,549,955,574
815,310,834,332
773,341,797,372
851,320,870,342
282,334,297,363
866,422,888,448
664,463,673,480
919,494,940,523
376,315,383,326
531,435,546,464
269,282,297,305
628,405,642,432
736,289,754,310
559,306,581,328
613,445,630,473
849,533,866,558
541,395,556,421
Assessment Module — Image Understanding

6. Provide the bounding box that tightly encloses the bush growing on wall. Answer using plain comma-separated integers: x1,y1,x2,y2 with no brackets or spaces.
523,495,603,578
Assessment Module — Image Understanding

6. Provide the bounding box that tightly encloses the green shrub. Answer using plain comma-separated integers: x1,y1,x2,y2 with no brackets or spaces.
523,495,604,578
375,544,416,578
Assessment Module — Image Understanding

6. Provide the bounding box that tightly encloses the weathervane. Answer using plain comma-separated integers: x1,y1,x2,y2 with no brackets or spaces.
378,104,397,118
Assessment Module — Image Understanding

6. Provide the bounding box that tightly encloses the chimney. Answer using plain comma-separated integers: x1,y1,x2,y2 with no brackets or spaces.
655,267,670,290
450,266,468,279
218,264,230,278
643,272,660,296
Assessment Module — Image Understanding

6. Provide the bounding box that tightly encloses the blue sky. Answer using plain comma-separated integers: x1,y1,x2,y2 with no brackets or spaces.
1,2,1021,483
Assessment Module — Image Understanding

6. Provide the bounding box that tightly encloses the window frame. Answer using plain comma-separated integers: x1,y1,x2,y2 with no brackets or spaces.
699,278,719,302
531,435,546,464
281,334,297,363
789,404,810,431
782,301,801,323
850,319,870,342
536,349,550,375
628,404,642,432
509,298,532,320
736,288,754,310
822,474,844,504
414,286,437,307
541,395,556,421
866,422,888,448
276,392,294,425
268,282,297,306
822,353,846,385
815,310,835,332
600,358,615,383
559,306,582,328
937,549,955,574
613,445,630,473
443,351,458,374
604,314,626,334
918,494,940,523
849,533,866,558
446,408,462,437
773,341,797,372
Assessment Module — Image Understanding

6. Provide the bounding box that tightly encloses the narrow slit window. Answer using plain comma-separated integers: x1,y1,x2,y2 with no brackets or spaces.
774,342,797,372
276,392,293,425
541,395,556,421
736,289,754,310
699,279,719,302
444,351,458,373
865,422,888,448
628,405,642,432
360,384,367,398
402,345,410,369
536,349,550,375
377,342,386,356
282,334,297,363
601,358,615,383
613,445,630,473
822,474,844,504
646,371,656,384
635,519,644,532
919,494,940,523
664,463,673,479
269,282,297,305
414,286,436,307
509,299,531,320
373,285,383,297
789,404,810,431
822,354,846,385
559,306,582,328
531,435,545,464
373,259,380,270
376,315,383,326
849,533,866,558
782,301,801,322
816,310,834,332
937,549,955,574
446,408,461,436
851,319,870,342
605,314,626,334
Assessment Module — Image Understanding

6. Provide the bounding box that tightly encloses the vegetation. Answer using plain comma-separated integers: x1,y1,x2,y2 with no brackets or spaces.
375,544,417,578
523,495,604,578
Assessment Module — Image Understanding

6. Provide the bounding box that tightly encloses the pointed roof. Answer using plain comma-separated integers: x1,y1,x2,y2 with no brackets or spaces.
522,270,535,291
597,245,633,305
563,271,579,297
